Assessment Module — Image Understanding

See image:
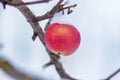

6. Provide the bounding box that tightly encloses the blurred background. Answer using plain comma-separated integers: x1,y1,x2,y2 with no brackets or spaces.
0,0,120,80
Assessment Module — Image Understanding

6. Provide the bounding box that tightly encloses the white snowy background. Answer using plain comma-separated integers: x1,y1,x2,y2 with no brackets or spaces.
0,0,120,80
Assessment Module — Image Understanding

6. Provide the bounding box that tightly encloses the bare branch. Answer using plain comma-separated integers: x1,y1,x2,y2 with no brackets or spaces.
10,0,51,6
104,68,120,80
44,18,52,31
42,61,53,69
0,0,7,9
0,0,51,9
32,32,39,41
0,0,77,80
35,1,77,22
0,57,45,80
1,1,120,80
46,50,76,80
59,4,77,11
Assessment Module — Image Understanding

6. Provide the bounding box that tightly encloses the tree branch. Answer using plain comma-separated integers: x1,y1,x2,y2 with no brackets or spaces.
0,0,51,9
0,57,45,80
35,2,77,22
104,68,120,80
0,0,76,80
1,0,119,80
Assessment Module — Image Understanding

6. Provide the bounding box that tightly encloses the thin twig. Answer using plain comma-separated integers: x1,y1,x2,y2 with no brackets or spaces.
44,18,52,31
35,0,64,22
46,49,76,80
0,0,51,8
42,61,53,69
0,57,45,80
11,0,51,6
35,1,77,22
58,4,77,12
105,68,120,80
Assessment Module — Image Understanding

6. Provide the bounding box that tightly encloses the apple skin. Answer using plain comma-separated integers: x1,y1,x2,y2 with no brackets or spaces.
45,23,81,56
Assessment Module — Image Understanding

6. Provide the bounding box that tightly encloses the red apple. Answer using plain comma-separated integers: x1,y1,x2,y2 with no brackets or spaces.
45,23,81,56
